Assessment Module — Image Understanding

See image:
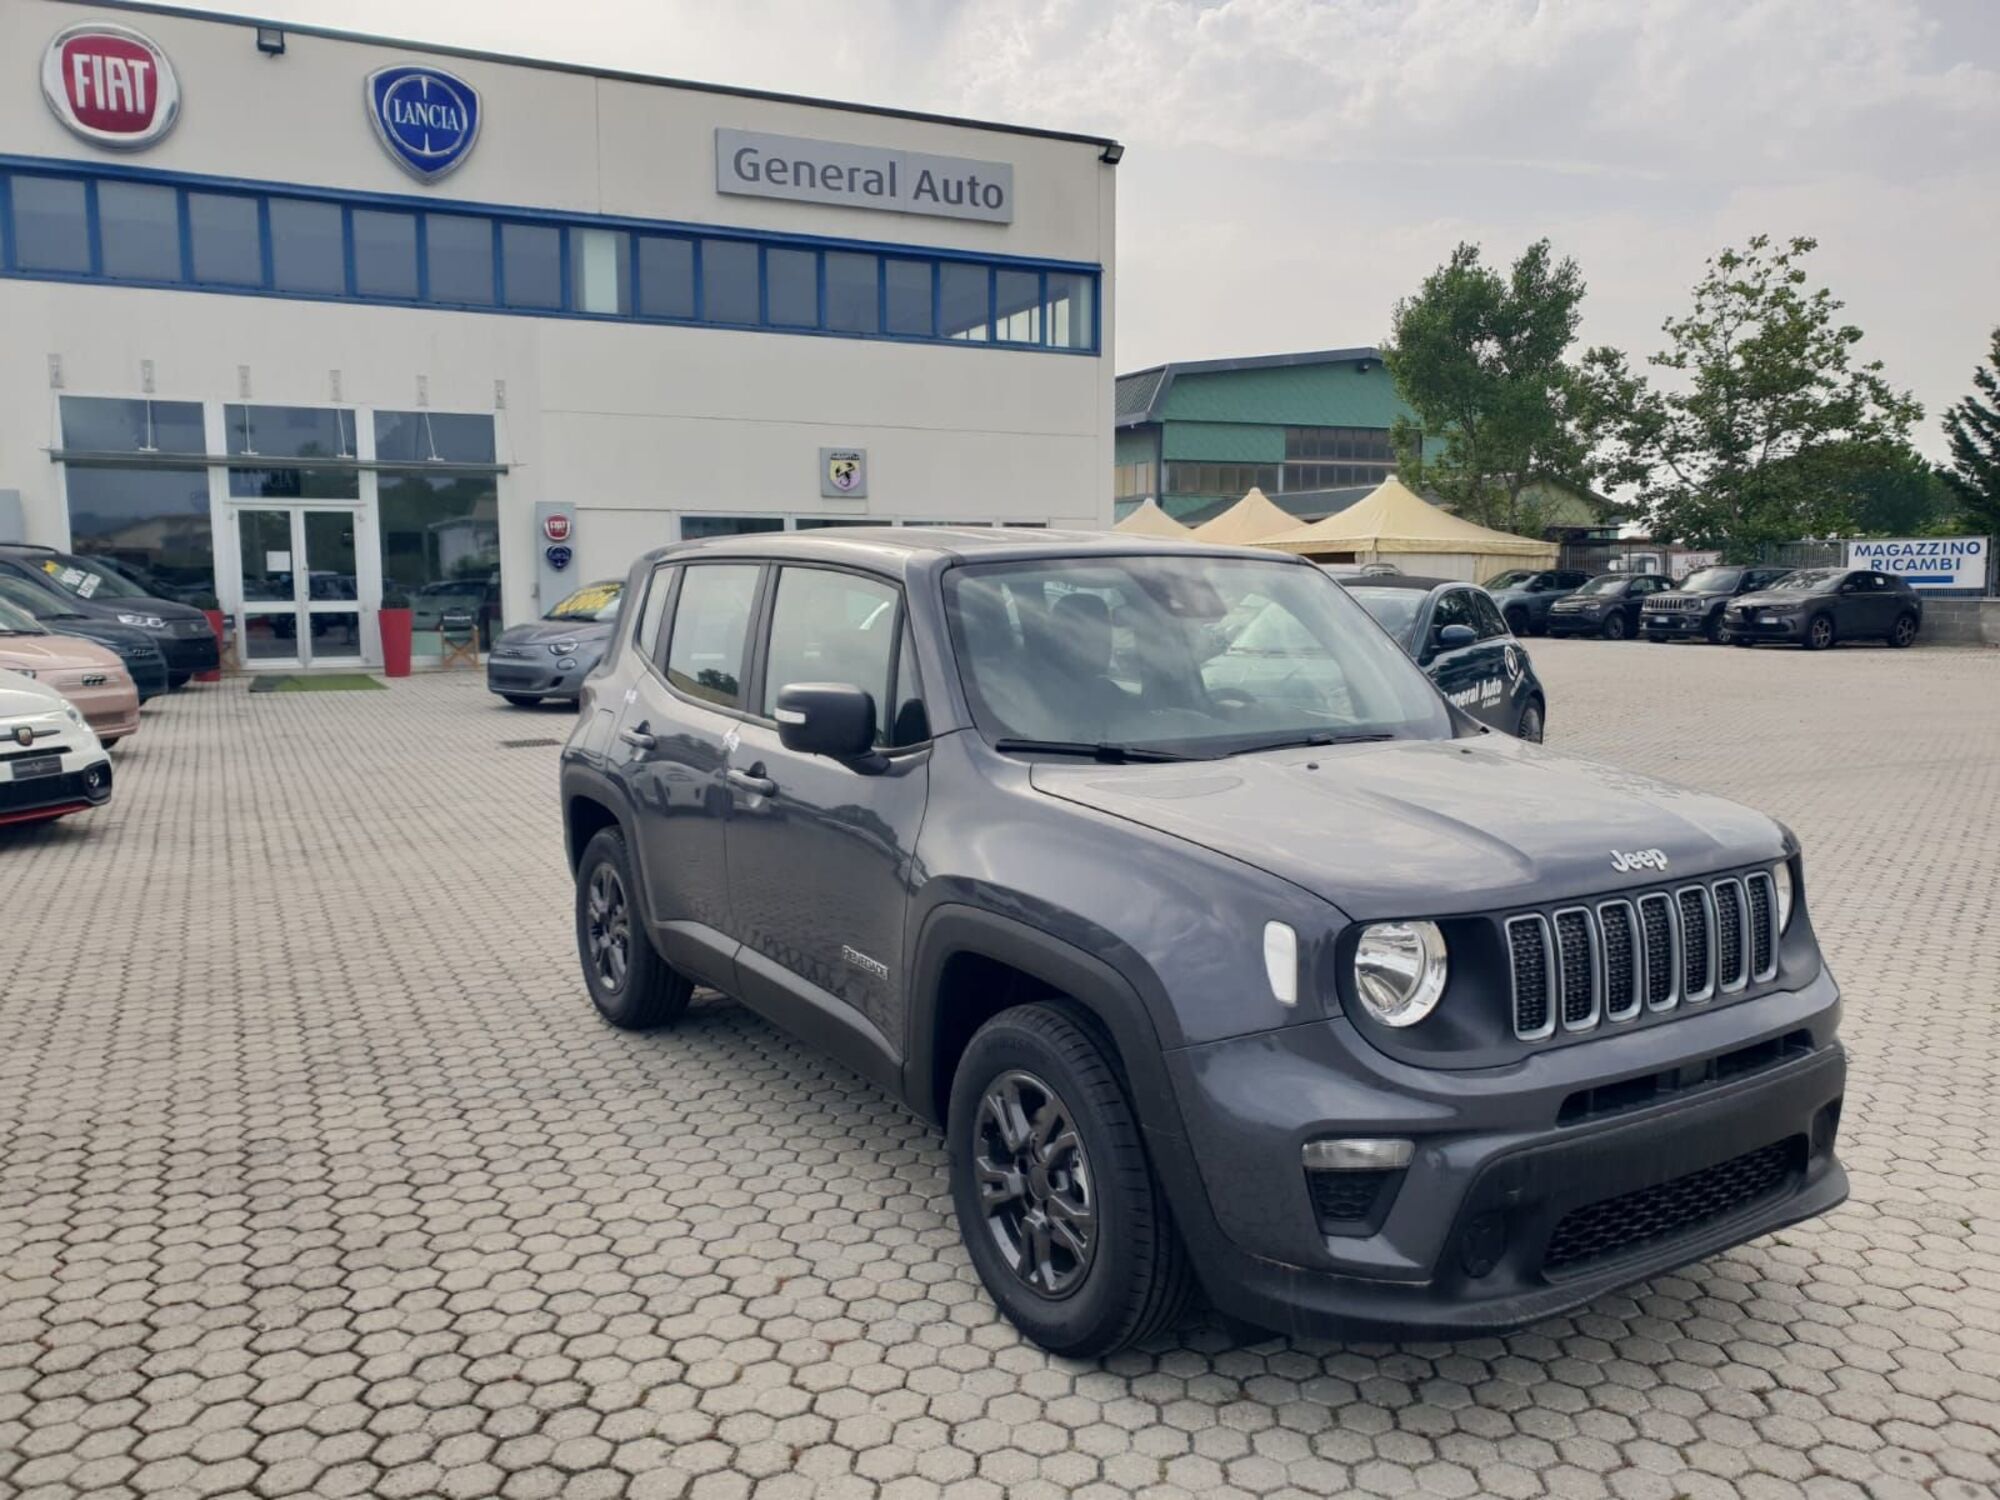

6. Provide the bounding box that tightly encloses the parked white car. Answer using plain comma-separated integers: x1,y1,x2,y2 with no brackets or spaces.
0,667,114,829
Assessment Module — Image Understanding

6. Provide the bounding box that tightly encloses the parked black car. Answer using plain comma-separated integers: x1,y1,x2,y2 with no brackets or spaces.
1545,573,1675,640
1342,576,1547,740
0,546,219,687
1723,568,1922,650
0,573,171,700
1482,569,1593,636
1640,565,1794,644
559,528,1845,1356
488,578,625,707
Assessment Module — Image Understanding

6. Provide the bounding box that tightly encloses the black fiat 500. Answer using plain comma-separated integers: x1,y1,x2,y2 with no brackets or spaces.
1343,576,1547,741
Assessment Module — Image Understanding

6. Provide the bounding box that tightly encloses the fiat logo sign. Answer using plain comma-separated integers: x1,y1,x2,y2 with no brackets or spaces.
542,513,572,543
41,24,181,150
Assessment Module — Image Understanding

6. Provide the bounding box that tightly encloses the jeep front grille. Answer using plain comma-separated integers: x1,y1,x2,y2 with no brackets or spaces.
1508,870,1777,1041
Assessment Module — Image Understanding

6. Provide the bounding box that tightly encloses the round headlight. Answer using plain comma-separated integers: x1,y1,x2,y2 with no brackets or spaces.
1773,862,1795,932
549,638,579,655
1354,920,1448,1028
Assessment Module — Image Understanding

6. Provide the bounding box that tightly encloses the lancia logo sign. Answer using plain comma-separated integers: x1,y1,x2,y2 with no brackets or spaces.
42,24,181,150
367,65,481,182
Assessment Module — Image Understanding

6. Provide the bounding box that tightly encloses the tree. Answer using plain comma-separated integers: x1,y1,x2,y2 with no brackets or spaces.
1941,326,2000,536
1836,444,1959,536
1384,240,1595,534
1581,235,1921,557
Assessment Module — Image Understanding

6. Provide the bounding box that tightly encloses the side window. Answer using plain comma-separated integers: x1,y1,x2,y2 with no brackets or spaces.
889,619,931,747
761,567,901,743
634,565,675,664
665,564,760,708
1468,590,1510,638
1430,589,1479,639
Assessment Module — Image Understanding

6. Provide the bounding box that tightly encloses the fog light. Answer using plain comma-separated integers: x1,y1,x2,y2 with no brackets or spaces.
84,766,104,789
1459,1212,1506,1278
1301,1137,1413,1172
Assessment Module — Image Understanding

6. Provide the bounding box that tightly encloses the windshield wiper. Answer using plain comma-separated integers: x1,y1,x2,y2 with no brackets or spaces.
992,738,1197,764
1226,731,1396,756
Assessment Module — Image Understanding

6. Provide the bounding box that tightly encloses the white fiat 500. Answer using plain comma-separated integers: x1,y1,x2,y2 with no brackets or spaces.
0,667,114,829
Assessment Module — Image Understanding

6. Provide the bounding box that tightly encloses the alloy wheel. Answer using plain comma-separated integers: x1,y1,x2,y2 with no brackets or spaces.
1893,615,1916,646
585,864,631,993
1810,616,1833,649
972,1069,1098,1298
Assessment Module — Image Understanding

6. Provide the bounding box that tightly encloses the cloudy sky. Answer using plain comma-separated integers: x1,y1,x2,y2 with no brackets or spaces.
203,0,1997,457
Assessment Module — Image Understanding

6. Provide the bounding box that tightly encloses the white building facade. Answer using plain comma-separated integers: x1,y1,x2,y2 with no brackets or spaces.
0,1,1117,667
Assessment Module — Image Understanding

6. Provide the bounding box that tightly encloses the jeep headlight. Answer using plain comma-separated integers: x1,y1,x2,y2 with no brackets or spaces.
1774,862,1795,932
117,612,166,630
1353,921,1448,1027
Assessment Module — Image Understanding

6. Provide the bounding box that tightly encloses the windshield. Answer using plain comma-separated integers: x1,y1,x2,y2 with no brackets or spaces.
1484,570,1536,590
1681,567,1743,593
1771,569,1839,592
0,577,76,620
943,554,1453,757
36,553,150,601
0,597,47,635
545,580,623,622
1574,576,1627,597
1345,587,1426,644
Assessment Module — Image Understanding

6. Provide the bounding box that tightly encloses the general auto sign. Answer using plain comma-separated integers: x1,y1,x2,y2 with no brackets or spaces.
1845,535,1989,590
42,24,181,150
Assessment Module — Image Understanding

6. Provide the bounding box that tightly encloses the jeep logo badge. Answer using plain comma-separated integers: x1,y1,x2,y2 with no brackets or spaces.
1610,847,1669,873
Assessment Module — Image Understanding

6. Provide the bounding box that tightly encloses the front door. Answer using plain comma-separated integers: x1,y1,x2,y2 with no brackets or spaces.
235,507,363,668
724,564,929,1085
1425,587,1511,731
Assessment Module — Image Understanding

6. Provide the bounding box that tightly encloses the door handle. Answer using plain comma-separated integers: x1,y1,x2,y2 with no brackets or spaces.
726,767,777,797
619,725,657,750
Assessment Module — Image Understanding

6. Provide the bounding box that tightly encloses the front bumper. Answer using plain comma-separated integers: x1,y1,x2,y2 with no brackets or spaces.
157,628,220,676
1642,610,1714,638
1154,971,1846,1340
0,753,114,825
487,654,597,700
1545,612,1605,635
1724,610,1804,640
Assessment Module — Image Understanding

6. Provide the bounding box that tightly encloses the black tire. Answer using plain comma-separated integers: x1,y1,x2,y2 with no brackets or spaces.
1705,614,1726,644
1803,613,1835,651
100,736,121,748
1732,635,1755,647
948,1002,1191,1358
1601,612,1628,641
1516,699,1545,743
1504,609,1530,638
1888,612,1919,648
502,693,543,707
166,672,190,690
574,827,692,1030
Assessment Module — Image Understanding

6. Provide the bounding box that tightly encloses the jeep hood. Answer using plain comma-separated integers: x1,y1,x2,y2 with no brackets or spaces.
1030,736,1786,921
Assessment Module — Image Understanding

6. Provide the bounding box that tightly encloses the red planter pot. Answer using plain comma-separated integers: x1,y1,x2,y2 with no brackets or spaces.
379,606,414,678
198,609,224,681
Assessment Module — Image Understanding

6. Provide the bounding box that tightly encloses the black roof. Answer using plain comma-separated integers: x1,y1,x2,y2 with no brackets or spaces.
1114,347,1383,428
69,1,1120,150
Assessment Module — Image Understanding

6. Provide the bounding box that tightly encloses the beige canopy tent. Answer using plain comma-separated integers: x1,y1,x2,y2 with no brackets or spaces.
1187,487,1299,546
1256,476,1557,582
1110,499,1194,538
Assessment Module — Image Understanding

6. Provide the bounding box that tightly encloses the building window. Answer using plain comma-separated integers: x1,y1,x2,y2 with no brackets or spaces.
187,192,262,286
352,208,418,298
573,227,629,314
1046,272,1093,350
374,411,500,656
1113,461,1156,500
825,251,877,334
98,181,180,282
1162,462,1280,497
374,410,497,465
63,465,217,606
60,396,205,454
269,198,344,294
679,516,786,541
940,262,989,341
225,405,360,499
884,259,933,337
764,246,818,327
1283,427,1396,464
637,235,693,319
426,214,494,305
701,239,759,324
995,269,1041,344
10,175,90,273
501,222,563,310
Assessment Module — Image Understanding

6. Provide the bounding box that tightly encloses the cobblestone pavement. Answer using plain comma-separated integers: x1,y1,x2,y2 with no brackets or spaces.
3,638,1997,1500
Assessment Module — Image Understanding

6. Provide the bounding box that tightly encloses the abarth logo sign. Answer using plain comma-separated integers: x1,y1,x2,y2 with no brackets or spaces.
42,24,181,150
367,65,482,182
1610,848,1670,874
12,725,33,747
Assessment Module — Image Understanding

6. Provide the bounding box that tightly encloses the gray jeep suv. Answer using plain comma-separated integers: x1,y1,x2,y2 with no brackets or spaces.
559,529,1846,1356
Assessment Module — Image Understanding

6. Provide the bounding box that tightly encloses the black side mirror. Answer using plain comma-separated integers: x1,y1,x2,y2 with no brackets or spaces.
774,682,879,765
1436,623,1479,650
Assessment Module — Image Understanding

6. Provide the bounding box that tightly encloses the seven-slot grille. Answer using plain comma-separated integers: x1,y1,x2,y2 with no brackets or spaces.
1646,596,1703,612
1507,871,1782,1041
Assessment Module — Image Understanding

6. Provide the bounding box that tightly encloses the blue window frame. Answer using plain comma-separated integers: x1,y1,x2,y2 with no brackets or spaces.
0,156,1101,356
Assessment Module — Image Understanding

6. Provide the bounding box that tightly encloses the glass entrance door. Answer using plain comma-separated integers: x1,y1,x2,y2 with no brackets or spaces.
235,507,363,668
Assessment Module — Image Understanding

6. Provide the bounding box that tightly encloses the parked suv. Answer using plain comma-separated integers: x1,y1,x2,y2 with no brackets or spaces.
1641,564,1793,644
0,546,219,687
1482,569,1592,636
559,530,1846,1355
1723,568,1922,650
1546,573,1674,640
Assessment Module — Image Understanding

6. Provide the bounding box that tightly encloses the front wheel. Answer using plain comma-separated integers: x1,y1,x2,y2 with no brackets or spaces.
1600,612,1627,641
1804,613,1835,651
1888,613,1919,648
948,1003,1190,1358
1516,700,1545,743
574,827,692,1030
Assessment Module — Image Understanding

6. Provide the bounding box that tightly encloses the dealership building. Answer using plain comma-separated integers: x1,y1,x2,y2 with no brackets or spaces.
0,1,1116,667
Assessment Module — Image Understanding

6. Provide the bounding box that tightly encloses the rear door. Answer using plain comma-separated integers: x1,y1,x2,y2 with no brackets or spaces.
723,564,931,1087
615,560,764,989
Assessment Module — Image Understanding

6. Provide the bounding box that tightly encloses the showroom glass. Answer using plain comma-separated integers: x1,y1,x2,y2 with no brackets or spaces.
226,405,361,499
761,567,900,740
374,410,500,657
56,400,217,603
944,556,1452,755
1345,586,1425,643
679,516,784,541
545,580,624,622
60,397,204,455
665,565,761,708
99,181,181,281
